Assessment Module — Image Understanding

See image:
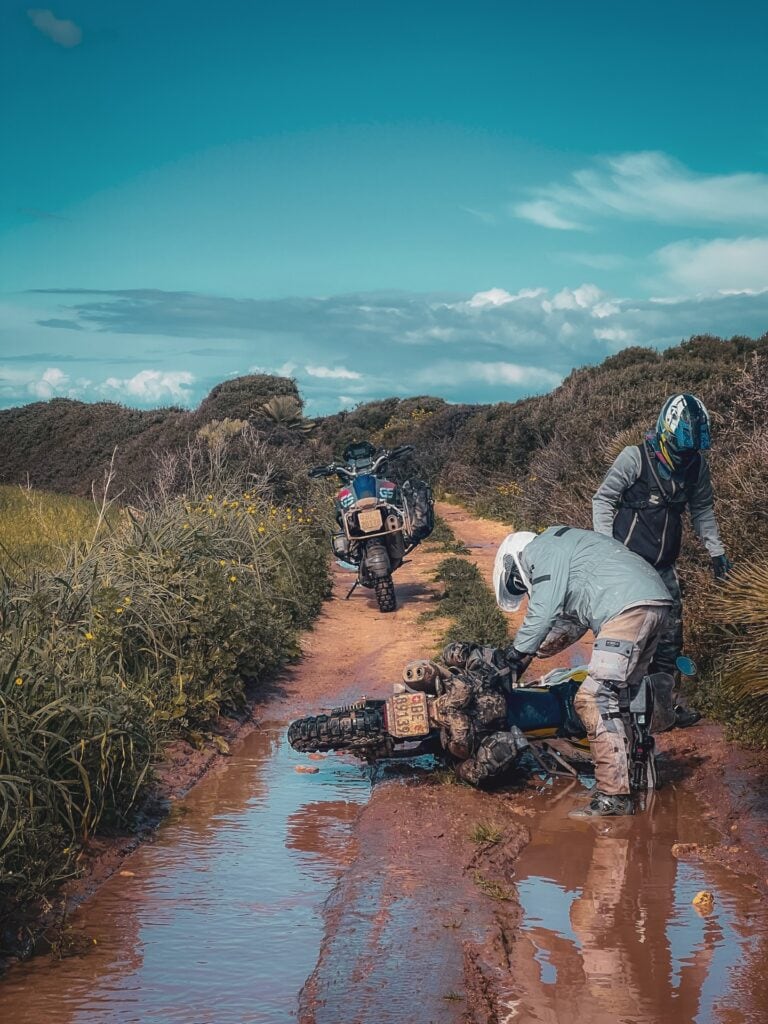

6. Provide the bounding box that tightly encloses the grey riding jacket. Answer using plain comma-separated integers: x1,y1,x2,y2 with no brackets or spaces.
512,526,672,656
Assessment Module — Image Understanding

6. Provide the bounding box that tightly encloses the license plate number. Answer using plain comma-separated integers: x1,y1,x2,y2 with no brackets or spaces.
357,509,383,533
385,692,430,738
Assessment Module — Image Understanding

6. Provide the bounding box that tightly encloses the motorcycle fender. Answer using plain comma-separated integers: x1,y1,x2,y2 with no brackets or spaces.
363,542,390,578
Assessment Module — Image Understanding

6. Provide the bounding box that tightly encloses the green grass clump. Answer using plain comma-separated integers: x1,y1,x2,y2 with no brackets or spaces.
0,468,329,935
433,557,509,647
424,515,470,554
469,821,503,845
472,871,514,901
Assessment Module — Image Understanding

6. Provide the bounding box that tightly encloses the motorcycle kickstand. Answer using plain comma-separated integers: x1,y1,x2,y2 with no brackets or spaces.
345,579,360,600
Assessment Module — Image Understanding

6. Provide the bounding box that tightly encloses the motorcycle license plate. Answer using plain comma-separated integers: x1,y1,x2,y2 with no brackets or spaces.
357,508,383,533
385,692,430,738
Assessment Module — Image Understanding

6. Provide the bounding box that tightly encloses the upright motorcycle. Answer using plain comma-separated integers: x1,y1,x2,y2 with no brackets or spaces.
309,440,434,613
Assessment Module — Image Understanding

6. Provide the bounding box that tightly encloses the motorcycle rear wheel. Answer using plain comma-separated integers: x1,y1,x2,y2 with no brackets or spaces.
288,701,392,758
375,575,397,613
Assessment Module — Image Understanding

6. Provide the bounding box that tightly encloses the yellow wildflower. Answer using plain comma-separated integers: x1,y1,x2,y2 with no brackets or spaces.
84,631,94,641
229,575,238,583
14,676,23,686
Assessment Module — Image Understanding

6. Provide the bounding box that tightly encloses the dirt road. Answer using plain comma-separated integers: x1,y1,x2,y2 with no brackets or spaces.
2,503,768,1023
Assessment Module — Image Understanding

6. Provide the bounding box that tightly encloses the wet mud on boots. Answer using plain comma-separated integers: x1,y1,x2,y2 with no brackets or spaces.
569,792,634,818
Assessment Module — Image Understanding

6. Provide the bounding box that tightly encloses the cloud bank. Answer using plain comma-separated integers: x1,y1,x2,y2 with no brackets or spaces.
4,281,764,413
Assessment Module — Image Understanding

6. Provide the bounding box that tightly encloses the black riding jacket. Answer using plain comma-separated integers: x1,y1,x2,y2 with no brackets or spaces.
592,442,725,570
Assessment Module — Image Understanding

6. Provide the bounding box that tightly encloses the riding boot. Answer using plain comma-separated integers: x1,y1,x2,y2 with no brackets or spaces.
569,792,634,818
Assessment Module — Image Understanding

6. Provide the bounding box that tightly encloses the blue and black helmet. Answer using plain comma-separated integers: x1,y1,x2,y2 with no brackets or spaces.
656,394,711,454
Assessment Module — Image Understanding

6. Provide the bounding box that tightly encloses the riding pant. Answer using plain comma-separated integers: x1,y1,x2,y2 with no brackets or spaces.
574,605,668,795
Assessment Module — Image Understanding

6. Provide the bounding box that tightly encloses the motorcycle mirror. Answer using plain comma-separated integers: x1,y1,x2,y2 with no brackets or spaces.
675,655,698,677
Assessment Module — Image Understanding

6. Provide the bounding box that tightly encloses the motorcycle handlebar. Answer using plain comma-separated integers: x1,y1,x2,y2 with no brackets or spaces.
389,444,414,460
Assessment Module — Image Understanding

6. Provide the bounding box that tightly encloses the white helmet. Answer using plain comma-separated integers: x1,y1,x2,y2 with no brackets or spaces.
493,531,536,612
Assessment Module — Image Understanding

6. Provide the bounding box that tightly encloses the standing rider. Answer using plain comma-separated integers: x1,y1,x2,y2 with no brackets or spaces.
592,394,730,727
494,527,672,817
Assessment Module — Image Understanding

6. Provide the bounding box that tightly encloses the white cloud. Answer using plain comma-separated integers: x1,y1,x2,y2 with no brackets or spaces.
513,199,583,231
305,364,362,380
28,366,69,398
514,151,768,230
102,370,194,404
654,237,768,294
466,287,546,309
249,361,297,377
420,361,561,390
27,8,82,47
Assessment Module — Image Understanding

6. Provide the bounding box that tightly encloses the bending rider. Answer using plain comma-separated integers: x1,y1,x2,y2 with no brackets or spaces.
494,526,672,817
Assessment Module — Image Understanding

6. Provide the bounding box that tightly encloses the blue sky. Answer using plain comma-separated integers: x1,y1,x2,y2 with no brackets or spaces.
2,0,767,412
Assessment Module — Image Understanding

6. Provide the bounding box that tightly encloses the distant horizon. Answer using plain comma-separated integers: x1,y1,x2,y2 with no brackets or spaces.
3,324,765,419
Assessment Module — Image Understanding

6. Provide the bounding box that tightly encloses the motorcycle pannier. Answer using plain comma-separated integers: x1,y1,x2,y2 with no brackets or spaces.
401,479,434,545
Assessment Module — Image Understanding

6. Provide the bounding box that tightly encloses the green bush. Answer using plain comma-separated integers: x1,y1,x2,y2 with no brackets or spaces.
0,456,330,932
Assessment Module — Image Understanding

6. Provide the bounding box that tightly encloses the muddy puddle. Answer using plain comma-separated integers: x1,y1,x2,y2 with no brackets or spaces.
0,723,370,1024
496,777,768,1024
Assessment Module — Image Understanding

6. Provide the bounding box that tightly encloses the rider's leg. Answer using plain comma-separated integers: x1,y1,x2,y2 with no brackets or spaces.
571,605,666,817
455,727,529,786
652,566,701,727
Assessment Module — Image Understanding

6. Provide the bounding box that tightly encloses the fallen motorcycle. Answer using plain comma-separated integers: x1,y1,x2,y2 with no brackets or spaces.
309,440,434,613
288,648,676,794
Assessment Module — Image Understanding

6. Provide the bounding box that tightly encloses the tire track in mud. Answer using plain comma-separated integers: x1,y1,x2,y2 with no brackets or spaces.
297,505,547,1024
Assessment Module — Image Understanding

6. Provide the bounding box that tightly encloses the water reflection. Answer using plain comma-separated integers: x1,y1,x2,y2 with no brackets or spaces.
0,726,369,1024
508,785,765,1023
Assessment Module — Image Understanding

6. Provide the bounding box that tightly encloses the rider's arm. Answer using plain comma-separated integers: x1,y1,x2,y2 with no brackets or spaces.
689,456,725,557
592,446,641,536
511,547,570,656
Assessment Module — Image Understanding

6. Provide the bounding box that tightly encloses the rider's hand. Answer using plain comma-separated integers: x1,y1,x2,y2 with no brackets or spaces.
711,554,732,580
502,645,529,691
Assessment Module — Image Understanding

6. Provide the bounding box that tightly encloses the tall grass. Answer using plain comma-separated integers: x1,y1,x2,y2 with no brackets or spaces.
0,486,98,573
0,452,330,939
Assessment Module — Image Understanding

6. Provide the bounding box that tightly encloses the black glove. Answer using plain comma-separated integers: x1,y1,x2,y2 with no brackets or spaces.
711,554,732,580
502,645,529,691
